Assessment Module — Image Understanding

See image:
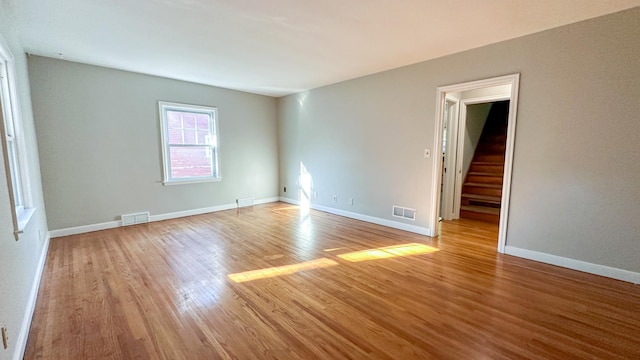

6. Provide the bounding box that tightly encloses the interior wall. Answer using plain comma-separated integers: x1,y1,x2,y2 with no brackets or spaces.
0,3,49,359
278,7,640,273
29,57,279,230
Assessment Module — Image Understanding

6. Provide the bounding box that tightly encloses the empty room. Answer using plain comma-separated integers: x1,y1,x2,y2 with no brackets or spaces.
1,1,639,359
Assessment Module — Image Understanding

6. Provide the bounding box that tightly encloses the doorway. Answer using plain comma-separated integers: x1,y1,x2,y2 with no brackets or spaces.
458,100,509,223
429,74,520,253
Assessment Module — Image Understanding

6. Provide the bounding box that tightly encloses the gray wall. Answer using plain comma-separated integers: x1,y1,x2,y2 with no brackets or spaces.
462,103,491,179
278,8,640,273
0,2,49,359
29,57,279,230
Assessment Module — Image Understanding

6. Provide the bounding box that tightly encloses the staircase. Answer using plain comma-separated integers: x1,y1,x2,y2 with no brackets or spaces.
459,101,508,223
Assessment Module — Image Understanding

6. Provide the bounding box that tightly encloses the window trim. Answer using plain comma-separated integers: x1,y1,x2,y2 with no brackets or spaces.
158,101,221,185
0,34,34,240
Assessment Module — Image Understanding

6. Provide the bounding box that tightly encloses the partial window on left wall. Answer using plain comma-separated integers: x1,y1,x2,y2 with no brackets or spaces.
0,37,34,240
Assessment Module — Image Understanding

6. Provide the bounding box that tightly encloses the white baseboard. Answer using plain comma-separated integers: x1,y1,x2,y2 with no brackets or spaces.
278,197,430,236
149,203,237,222
505,246,640,284
49,220,121,238
149,196,279,222
14,233,50,360
49,197,281,238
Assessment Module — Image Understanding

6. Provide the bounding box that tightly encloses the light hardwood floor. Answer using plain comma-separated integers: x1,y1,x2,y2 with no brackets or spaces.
25,202,640,359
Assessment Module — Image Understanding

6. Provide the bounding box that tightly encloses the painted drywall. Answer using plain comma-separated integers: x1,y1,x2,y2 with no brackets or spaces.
278,7,640,273
0,3,49,360
29,57,279,230
461,103,492,179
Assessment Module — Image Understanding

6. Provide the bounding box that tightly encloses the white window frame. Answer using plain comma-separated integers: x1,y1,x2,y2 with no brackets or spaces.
0,34,35,240
158,101,221,185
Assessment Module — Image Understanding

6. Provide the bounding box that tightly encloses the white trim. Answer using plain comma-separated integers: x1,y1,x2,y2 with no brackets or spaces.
505,246,640,284
431,88,446,233
441,96,459,220
460,94,511,106
16,206,36,231
151,197,278,222
49,220,121,237
162,177,222,186
453,99,468,218
430,73,520,254
279,197,430,236
498,77,520,253
14,232,50,360
49,197,281,238
149,203,237,222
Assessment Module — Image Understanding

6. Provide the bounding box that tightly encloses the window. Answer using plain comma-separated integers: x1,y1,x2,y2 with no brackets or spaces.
0,37,34,240
159,101,220,184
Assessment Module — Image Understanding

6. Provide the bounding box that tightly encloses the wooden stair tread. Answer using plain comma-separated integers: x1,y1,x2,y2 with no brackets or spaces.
466,172,503,185
476,150,505,155
468,172,502,177
472,161,504,165
464,182,502,188
461,194,502,202
469,164,504,174
460,205,500,215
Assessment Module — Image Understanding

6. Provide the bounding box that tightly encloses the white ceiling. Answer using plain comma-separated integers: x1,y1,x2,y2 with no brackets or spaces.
6,0,640,97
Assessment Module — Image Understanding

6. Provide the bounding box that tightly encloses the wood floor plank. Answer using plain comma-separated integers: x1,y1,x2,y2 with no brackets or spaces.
24,202,640,359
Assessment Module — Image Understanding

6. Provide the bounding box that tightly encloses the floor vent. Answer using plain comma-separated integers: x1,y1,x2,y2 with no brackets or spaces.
121,212,150,226
236,197,254,208
392,206,416,221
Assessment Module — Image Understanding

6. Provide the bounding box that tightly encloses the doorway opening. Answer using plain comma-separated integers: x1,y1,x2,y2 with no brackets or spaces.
458,100,509,223
429,74,520,253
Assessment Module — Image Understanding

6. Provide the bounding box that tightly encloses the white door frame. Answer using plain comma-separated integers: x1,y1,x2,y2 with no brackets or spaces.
440,95,460,220
429,74,520,253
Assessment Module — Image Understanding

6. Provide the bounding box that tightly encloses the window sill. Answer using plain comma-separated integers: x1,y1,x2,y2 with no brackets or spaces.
162,177,222,186
15,206,36,239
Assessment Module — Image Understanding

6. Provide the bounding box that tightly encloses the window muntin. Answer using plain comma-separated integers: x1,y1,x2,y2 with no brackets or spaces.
159,102,220,184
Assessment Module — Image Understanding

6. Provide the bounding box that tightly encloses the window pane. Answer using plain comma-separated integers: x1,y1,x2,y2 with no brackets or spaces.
168,128,183,144
196,114,210,129
182,113,196,129
197,130,209,144
165,110,210,145
169,146,213,179
183,129,197,145
7,140,22,206
167,111,182,128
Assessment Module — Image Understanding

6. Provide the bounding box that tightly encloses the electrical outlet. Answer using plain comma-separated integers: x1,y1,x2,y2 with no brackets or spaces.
2,326,8,349
348,198,354,205
313,191,318,198
424,148,431,158
283,186,287,193
332,195,337,203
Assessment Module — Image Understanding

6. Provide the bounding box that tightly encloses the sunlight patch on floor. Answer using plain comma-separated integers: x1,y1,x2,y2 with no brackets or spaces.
228,243,438,283
228,258,338,283
337,243,438,262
